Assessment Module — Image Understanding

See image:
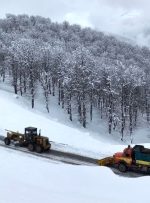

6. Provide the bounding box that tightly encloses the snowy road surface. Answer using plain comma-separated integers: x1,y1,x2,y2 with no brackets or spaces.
0,140,97,166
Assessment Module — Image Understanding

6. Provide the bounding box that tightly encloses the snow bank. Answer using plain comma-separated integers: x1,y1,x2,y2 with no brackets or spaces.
0,147,149,203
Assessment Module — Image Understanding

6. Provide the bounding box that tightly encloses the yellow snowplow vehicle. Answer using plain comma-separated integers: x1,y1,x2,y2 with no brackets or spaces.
97,157,114,166
97,145,150,174
4,127,51,153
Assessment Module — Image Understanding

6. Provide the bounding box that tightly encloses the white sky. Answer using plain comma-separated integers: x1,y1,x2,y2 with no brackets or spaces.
0,0,150,45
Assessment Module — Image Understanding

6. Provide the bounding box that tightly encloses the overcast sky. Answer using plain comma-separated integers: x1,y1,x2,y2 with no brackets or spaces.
0,0,150,46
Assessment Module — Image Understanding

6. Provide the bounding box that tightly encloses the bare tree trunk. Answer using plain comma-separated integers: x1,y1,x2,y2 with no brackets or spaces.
108,82,113,134
58,80,61,105
69,96,72,121
2,67,5,82
12,64,18,94
133,104,138,127
48,78,51,94
83,102,86,128
90,89,93,121
145,88,150,122
31,87,35,108
61,85,64,109
78,94,82,124
52,77,55,96
23,72,27,93
19,73,23,96
121,85,125,141
69,103,72,121
30,69,35,109
100,98,103,119
129,91,133,143
44,90,49,113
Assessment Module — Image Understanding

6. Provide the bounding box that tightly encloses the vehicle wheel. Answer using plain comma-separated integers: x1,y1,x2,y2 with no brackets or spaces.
19,140,24,147
46,144,51,152
35,145,43,153
146,167,150,174
118,162,127,172
4,137,11,145
28,143,34,152
46,147,50,152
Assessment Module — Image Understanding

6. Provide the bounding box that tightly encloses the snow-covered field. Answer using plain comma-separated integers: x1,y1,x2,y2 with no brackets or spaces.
0,88,150,203
0,147,150,203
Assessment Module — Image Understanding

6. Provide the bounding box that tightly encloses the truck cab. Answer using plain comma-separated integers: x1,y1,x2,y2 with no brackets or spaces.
25,127,38,141
113,151,132,172
113,145,150,173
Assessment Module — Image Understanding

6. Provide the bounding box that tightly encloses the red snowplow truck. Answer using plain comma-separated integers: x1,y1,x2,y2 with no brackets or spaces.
97,145,150,174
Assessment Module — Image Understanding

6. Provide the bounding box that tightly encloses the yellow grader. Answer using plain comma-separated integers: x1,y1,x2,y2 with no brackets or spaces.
4,127,51,153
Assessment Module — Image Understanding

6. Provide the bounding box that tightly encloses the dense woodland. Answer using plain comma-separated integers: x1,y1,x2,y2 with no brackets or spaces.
0,14,150,141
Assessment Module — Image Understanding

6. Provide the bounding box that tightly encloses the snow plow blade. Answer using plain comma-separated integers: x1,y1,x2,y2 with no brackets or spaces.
97,157,114,166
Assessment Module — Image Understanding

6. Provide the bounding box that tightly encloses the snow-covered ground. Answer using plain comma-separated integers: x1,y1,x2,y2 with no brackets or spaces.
0,147,150,203
0,88,150,203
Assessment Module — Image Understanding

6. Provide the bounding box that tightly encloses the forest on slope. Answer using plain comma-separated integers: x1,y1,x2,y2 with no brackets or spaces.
0,14,150,141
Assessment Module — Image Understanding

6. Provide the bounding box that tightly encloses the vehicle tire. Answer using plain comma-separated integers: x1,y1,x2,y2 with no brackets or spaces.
35,145,43,153
46,146,50,152
118,162,127,173
146,167,150,174
28,143,34,152
46,143,51,152
4,137,11,145
19,140,24,147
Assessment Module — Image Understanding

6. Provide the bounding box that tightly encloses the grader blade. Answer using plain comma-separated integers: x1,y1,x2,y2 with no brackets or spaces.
97,157,114,166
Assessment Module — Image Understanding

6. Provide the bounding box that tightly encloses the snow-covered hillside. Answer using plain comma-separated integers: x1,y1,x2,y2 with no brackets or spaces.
0,88,150,155
0,88,125,158
0,88,150,203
